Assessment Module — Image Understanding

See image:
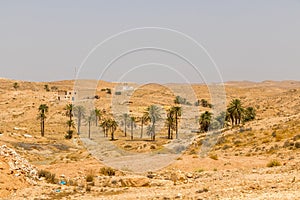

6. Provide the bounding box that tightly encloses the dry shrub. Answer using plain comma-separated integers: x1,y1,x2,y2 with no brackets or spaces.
267,160,281,167
37,169,57,184
100,167,115,176
209,154,218,160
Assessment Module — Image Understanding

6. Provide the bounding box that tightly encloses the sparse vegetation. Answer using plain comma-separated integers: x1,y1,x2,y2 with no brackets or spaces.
174,96,192,105
122,113,130,137
44,84,50,92
129,116,136,140
73,105,86,134
106,88,111,94
65,104,75,139
13,82,19,90
38,104,49,137
87,111,94,139
195,168,205,173
267,160,281,167
50,86,58,91
37,169,57,184
209,154,218,160
86,173,94,182
100,167,116,176
144,105,161,141
1,78,300,199
199,111,212,132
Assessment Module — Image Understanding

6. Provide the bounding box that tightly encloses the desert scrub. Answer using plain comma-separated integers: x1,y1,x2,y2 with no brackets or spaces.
209,154,218,160
100,167,115,176
37,169,57,184
195,168,204,173
188,148,198,155
267,160,281,167
86,172,94,182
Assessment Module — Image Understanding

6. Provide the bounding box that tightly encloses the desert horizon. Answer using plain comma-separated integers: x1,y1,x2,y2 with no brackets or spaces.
1,77,299,199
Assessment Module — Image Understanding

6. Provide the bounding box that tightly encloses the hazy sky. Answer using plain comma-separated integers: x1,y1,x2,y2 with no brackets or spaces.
0,0,299,83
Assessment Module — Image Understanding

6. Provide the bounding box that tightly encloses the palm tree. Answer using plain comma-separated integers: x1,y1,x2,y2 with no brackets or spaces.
199,111,212,132
214,111,229,129
122,113,130,137
73,105,86,134
109,118,118,140
244,107,256,122
144,105,161,141
65,104,74,133
227,99,244,126
171,106,182,139
174,96,181,104
200,99,208,107
166,108,175,139
65,120,75,139
129,116,136,140
140,114,150,138
94,108,103,126
100,118,109,137
87,111,95,139
38,104,48,137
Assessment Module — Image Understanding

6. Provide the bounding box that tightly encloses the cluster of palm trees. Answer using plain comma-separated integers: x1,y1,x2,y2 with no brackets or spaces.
165,106,182,139
37,97,255,138
199,98,256,132
96,104,183,142
100,118,118,140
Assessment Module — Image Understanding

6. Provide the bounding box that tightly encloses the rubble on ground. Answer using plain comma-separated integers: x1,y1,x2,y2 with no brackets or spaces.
0,144,38,185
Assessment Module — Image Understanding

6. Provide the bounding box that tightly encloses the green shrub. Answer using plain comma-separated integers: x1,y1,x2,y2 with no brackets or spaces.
65,130,73,139
209,154,218,160
195,168,204,173
267,160,281,167
106,88,111,94
37,169,57,184
100,167,115,176
86,174,94,182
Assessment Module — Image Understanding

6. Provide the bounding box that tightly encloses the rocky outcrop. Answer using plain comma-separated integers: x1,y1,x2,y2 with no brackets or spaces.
0,145,38,185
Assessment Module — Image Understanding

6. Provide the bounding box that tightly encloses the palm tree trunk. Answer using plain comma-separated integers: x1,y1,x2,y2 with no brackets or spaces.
111,130,114,140
168,124,171,139
78,115,81,134
131,123,133,140
140,119,144,138
141,120,144,138
41,119,43,137
88,121,91,138
175,113,178,139
42,119,44,137
152,122,155,141
124,120,127,137
69,114,71,133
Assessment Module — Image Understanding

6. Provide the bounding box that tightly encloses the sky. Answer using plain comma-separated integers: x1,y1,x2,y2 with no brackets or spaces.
0,0,300,83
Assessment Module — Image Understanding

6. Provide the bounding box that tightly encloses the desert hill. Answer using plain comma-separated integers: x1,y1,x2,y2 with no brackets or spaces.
0,78,299,199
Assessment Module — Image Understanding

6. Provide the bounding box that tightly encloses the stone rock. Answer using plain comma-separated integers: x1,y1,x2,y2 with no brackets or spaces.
0,145,38,184
120,176,150,187
150,180,171,187
186,173,193,179
23,134,32,138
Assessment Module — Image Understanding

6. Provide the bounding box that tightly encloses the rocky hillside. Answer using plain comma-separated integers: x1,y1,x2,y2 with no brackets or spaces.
0,78,299,199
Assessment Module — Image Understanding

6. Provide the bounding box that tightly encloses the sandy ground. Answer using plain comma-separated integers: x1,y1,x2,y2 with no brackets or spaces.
0,78,300,199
